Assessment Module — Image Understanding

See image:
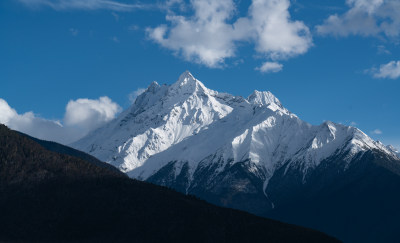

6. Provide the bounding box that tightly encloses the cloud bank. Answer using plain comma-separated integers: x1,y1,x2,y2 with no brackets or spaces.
0,97,121,145
147,0,312,71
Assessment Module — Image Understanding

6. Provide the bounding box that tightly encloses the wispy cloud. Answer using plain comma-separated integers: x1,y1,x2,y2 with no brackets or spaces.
371,129,383,135
369,60,400,79
256,62,283,73
18,0,154,12
377,45,391,55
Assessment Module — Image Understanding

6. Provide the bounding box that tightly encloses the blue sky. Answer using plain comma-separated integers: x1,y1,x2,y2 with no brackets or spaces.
1,0,399,148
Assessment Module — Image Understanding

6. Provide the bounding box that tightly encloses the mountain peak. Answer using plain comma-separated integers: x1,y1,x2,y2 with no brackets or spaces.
147,81,160,92
179,70,194,80
170,71,211,96
175,71,197,87
247,90,282,107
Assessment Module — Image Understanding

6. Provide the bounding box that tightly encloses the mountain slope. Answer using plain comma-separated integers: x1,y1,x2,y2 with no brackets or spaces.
386,144,400,158
18,131,124,175
0,124,338,242
73,71,400,242
73,71,234,173
267,149,400,242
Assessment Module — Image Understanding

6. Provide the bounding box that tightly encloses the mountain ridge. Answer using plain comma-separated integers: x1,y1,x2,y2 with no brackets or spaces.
72,71,397,181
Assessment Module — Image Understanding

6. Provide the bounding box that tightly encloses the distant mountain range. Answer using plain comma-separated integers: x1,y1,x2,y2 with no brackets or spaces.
0,124,337,242
72,71,400,242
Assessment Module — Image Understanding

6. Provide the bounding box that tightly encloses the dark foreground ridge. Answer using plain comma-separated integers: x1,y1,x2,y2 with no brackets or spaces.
17,131,124,175
0,125,338,243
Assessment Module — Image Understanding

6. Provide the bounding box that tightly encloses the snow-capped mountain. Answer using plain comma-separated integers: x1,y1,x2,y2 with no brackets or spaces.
72,71,400,242
73,71,233,172
73,71,396,181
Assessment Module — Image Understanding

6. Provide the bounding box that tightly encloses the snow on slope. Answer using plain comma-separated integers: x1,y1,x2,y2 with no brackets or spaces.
386,145,400,158
72,71,233,172
72,71,398,184
127,101,394,184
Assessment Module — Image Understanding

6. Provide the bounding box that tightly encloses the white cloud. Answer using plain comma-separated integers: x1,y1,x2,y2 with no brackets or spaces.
371,129,383,135
348,0,384,13
371,60,400,79
20,0,312,71
18,0,152,12
256,62,283,73
0,99,18,125
64,96,121,132
0,97,121,145
147,0,241,67
147,0,312,69
249,0,312,60
128,88,146,104
317,0,400,38
0,98,75,144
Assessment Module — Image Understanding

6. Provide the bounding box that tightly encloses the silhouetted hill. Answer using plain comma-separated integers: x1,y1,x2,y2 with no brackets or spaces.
0,125,339,243
17,131,123,175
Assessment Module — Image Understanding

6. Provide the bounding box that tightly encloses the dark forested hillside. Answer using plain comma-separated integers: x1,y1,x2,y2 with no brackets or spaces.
0,125,338,243
17,131,124,175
